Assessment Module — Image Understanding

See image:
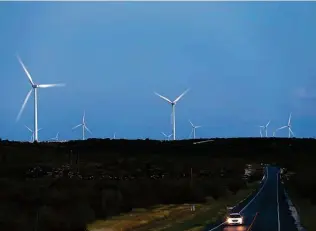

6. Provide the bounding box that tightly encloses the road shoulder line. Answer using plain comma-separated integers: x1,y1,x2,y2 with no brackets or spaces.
239,166,269,213
208,167,269,231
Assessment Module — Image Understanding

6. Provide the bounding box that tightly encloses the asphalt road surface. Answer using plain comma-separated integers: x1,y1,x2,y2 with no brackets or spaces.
205,166,298,231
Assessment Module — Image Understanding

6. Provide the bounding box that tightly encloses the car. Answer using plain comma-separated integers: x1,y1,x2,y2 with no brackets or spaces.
226,213,243,225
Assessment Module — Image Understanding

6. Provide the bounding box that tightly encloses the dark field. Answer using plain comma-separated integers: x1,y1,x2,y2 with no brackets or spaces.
0,138,315,231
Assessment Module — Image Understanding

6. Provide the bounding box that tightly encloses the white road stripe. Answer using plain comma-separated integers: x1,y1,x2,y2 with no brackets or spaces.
239,166,269,213
208,167,269,231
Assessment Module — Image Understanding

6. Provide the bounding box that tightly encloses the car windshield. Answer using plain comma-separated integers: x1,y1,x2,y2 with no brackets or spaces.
229,214,241,218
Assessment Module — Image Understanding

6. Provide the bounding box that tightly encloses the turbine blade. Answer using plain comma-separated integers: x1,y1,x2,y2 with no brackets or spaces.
189,120,194,127
195,126,202,128
161,132,167,137
17,55,34,85
37,128,43,132
25,125,32,132
16,88,33,122
288,113,292,125
174,88,190,103
189,129,193,138
276,126,287,131
72,124,82,130
289,127,294,136
193,140,214,144
38,83,66,88
83,110,85,123
85,125,92,134
154,92,172,104
266,120,270,127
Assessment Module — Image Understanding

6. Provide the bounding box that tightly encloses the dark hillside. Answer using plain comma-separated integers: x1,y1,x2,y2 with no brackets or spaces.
0,138,314,231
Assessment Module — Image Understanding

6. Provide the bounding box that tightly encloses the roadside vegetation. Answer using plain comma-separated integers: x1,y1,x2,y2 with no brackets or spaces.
282,162,316,231
0,137,315,231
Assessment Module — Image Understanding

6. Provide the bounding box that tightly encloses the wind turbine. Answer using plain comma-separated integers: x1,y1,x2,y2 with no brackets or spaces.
16,55,65,142
50,132,59,141
25,125,42,142
161,132,172,141
275,113,294,138
189,120,201,139
154,89,190,140
259,121,270,137
72,111,92,140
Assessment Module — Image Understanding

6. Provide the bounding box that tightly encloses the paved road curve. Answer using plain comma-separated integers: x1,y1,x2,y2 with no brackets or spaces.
205,166,298,231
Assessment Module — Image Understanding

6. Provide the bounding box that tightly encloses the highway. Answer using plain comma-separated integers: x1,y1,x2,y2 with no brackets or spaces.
205,166,298,231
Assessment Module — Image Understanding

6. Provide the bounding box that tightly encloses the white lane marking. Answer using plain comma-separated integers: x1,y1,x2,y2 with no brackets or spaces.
208,167,269,231
277,171,281,231
239,166,269,213
284,189,307,231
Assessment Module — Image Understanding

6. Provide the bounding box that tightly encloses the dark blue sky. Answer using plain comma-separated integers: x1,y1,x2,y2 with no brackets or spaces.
1,2,316,141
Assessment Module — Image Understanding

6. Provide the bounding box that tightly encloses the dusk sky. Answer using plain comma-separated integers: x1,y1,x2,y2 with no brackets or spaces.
1,2,316,141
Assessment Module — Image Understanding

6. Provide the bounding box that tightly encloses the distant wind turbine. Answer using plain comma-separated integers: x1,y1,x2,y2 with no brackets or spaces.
161,132,172,141
25,125,42,142
154,89,190,140
72,111,92,140
275,113,294,138
50,132,59,141
189,120,201,139
259,121,270,137
16,55,65,142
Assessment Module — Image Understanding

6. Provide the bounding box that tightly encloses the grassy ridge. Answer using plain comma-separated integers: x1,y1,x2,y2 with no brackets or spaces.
88,182,259,231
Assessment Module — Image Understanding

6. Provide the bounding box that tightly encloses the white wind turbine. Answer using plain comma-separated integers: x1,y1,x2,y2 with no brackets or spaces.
161,132,172,141
189,120,201,139
72,111,92,140
259,121,270,137
275,113,294,138
16,55,65,142
25,125,42,142
50,132,59,141
154,89,190,140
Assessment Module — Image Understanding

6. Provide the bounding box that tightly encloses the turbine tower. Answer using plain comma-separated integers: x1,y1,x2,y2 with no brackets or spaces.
25,125,42,142
189,120,201,139
72,111,92,140
154,89,189,140
16,55,65,142
275,113,294,138
259,121,270,137
161,132,172,141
